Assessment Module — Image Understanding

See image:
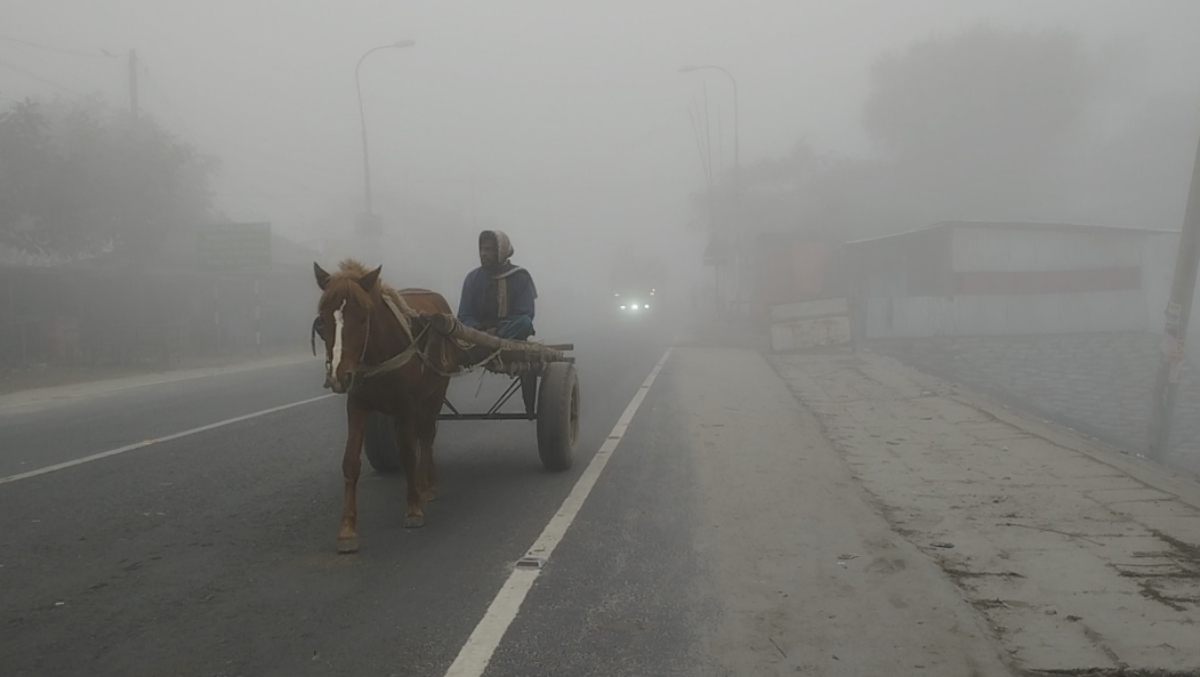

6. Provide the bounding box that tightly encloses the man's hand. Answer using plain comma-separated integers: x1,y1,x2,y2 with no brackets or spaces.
484,327,499,336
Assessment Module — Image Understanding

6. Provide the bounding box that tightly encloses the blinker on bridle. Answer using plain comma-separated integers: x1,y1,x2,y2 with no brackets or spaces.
310,316,324,357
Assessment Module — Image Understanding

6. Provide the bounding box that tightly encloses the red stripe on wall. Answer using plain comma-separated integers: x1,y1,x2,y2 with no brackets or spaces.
955,267,1141,295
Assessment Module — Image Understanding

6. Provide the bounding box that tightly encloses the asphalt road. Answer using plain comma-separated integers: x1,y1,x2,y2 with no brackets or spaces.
0,316,674,677
2,310,1020,677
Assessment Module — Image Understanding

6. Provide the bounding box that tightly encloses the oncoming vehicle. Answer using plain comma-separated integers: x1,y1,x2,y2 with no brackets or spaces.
613,285,657,315
610,247,665,318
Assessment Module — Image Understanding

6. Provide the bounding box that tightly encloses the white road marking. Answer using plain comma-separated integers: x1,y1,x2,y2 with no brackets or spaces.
443,347,673,677
0,394,335,485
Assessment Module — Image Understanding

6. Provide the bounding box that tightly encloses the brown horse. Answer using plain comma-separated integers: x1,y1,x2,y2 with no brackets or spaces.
312,259,460,553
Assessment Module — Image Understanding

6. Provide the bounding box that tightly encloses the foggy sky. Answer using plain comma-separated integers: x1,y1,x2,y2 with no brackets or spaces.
4,0,1200,284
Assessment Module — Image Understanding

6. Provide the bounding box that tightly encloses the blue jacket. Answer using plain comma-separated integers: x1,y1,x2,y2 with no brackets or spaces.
457,264,537,331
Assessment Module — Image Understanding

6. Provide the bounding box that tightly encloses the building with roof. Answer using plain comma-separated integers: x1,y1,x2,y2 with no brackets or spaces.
845,220,1178,339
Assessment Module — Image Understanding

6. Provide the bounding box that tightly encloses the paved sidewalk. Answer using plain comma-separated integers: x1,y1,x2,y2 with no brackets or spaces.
771,348,1200,675
669,348,1014,676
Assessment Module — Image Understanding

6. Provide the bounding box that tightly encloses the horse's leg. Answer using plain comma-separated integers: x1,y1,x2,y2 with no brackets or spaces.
338,403,370,554
422,381,451,501
416,400,440,503
394,414,425,528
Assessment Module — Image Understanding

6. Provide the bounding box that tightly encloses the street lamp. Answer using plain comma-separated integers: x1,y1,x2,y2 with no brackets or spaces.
356,39,415,226
680,64,742,313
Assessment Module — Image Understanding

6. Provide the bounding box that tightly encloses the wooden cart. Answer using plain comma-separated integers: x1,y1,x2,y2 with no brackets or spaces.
362,314,580,473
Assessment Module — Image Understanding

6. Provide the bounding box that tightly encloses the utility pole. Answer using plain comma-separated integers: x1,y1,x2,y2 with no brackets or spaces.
1148,131,1200,461
680,65,740,314
128,49,138,119
728,73,741,315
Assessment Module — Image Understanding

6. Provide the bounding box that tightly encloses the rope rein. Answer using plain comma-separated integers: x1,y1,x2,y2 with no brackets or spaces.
314,292,516,382
356,296,470,380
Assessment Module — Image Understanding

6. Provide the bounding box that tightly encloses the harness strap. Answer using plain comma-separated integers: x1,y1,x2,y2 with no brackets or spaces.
356,296,460,379
347,295,520,381
384,296,451,376
383,296,415,343
356,338,421,378
409,329,460,379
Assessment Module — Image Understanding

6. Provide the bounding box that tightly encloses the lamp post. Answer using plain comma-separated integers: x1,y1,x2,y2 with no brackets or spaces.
356,40,415,227
680,64,741,314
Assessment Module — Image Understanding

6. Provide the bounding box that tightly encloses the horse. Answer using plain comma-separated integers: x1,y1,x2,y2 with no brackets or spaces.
312,259,461,554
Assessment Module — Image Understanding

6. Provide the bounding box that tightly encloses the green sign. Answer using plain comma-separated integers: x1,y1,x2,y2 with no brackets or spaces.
197,222,271,273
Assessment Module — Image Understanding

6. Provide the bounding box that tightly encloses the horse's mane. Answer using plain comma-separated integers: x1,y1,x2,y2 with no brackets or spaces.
322,259,416,333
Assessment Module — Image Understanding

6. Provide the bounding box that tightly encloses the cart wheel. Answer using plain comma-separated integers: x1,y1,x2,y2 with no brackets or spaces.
364,412,403,474
537,362,580,471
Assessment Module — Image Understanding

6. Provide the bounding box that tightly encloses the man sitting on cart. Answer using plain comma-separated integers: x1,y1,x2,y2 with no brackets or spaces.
458,229,537,341
458,229,540,415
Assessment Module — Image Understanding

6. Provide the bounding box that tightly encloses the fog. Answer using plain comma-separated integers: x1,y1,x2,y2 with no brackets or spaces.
4,1,1200,337
11,8,1200,670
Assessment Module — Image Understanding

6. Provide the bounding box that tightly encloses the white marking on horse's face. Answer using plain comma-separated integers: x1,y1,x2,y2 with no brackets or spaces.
329,300,347,382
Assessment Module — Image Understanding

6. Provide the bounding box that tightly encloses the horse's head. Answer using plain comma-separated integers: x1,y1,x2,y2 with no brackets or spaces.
314,261,382,394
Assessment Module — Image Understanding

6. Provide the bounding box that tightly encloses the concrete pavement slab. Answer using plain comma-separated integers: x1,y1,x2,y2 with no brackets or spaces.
670,348,1015,676
771,348,1200,674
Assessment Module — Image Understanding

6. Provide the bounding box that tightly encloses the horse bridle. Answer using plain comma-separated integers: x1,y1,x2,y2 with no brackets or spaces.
311,307,371,388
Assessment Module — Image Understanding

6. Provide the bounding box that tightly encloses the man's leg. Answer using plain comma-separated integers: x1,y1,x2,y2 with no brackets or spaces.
498,315,534,341
497,316,538,416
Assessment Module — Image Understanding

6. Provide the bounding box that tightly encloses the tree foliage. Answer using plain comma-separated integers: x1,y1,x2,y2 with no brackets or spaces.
690,24,1116,241
0,95,218,264
863,25,1095,166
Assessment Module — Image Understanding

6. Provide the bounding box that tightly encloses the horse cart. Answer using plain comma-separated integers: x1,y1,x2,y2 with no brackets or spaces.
361,313,580,474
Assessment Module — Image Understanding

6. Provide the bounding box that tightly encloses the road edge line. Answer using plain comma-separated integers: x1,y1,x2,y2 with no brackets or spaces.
0,394,336,485
442,347,673,677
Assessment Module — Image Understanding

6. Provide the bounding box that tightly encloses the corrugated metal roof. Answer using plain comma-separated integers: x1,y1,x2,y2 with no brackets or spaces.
753,231,845,245
845,220,1177,246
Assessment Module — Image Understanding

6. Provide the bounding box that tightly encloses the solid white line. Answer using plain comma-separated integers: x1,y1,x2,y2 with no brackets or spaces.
443,347,673,677
0,394,336,486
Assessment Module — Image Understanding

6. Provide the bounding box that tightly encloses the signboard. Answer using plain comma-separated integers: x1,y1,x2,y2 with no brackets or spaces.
197,222,271,273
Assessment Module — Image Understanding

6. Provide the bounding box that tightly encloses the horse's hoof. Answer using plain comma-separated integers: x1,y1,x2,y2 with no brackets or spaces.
403,514,425,529
337,536,359,554
422,490,438,502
